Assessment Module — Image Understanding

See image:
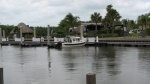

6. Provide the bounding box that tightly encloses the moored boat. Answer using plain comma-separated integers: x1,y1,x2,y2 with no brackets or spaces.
62,36,85,47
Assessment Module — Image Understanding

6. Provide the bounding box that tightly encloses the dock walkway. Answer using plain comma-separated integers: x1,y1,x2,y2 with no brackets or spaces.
1,36,150,47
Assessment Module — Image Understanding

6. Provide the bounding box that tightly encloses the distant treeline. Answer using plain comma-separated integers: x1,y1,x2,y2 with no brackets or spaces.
0,25,66,38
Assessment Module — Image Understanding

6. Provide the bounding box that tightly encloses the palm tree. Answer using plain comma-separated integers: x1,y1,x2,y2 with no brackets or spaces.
138,13,150,30
104,5,121,36
103,16,111,34
130,20,135,29
122,19,128,27
59,13,81,33
90,12,102,36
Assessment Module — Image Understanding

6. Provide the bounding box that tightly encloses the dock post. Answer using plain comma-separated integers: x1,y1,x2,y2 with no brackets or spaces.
47,25,50,46
34,27,36,38
80,25,84,39
20,26,23,45
86,73,96,84
0,68,3,84
2,30,5,38
0,28,2,44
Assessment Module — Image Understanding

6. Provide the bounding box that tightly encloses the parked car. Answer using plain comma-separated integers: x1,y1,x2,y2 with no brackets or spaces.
129,29,141,34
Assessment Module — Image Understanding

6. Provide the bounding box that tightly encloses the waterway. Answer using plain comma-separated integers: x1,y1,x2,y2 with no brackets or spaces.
0,46,150,84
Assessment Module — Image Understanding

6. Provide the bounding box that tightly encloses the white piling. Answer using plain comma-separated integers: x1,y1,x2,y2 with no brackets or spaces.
80,25,84,39
34,27,36,38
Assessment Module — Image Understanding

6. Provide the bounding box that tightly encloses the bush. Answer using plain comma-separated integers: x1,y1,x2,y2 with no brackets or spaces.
114,29,123,36
98,33,118,38
146,28,150,36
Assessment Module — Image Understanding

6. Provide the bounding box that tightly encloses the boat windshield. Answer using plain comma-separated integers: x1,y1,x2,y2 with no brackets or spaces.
64,37,80,42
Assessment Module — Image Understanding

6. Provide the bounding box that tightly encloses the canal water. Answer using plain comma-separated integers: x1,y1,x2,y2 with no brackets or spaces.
0,46,150,84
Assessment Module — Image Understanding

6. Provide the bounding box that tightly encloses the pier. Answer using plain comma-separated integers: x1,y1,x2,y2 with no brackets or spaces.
1,37,150,47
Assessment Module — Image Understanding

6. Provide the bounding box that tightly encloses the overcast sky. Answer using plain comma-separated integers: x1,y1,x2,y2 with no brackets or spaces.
0,0,150,27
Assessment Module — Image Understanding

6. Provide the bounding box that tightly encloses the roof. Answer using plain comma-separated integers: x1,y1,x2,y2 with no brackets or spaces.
17,22,33,33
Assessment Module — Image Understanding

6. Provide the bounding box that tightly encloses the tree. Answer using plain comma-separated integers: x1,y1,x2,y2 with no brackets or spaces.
122,19,128,28
122,19,136,32
129,20,136,29
137,13,150,30
59,13,81,33
90,12,102,35
102,17,111,34
104,5,121,36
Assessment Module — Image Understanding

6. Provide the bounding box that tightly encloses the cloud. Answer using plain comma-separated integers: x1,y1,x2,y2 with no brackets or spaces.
0,0,150,26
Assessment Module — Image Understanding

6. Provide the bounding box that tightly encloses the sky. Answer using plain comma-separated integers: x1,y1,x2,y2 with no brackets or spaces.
0,0,150,27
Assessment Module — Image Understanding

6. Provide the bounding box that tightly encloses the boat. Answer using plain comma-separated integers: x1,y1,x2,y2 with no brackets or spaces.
62,36,85,47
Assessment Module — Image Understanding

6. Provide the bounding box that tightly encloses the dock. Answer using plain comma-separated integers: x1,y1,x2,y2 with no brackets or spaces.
1,37,150,47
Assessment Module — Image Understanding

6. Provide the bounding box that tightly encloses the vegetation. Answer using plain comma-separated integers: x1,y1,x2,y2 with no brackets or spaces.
103,5,121,36
0,25,16,38
90,12,102,35
137,13,150,30
1,5,150,38
58,13,81,34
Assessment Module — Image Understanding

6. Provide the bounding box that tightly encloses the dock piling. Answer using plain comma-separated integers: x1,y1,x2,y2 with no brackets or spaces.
0,28,2,44
20,26,23,45
47,25,50,46
0,68,3,84
86,73,96,84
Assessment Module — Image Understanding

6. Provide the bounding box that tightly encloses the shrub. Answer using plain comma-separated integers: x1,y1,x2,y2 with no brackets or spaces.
146,28,150,36
98,33,118,38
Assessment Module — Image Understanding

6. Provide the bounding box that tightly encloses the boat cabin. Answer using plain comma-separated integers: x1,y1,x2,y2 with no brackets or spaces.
64,36,81,43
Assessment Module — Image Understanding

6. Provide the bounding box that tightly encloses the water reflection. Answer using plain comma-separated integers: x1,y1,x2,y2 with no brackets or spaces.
61,46,121,76
103,47,120,76
92,46,121,76
62,47,82,72
0,46,150,84
138,47,150,76
47,49,51,76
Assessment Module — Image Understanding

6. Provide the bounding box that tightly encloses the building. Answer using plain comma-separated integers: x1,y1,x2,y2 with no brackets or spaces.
10,22,33,38
82,23,103,31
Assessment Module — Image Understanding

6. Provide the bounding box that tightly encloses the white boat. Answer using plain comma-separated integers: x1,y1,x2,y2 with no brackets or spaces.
62,36,85,47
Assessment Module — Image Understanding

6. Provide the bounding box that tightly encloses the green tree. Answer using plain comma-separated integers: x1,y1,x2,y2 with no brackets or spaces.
137,13,150,30
104,5,121,36
90,12,102,35
129,20,136,29
59,13,81,34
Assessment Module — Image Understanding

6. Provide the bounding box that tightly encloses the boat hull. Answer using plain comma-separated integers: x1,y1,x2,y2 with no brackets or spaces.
62,42,85,47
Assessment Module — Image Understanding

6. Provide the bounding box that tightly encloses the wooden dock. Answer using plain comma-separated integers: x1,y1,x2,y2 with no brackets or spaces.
0,41,150,47
1,37,150,47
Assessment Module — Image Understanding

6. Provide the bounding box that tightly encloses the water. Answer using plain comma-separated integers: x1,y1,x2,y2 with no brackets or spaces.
0,46,150,84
